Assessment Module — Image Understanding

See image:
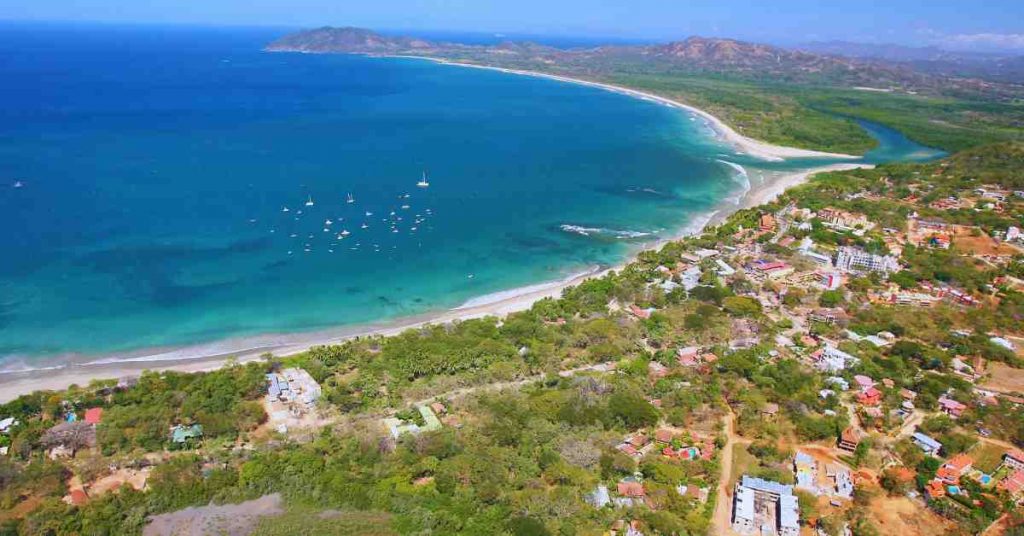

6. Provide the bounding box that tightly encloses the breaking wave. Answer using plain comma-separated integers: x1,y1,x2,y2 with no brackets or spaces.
559,224,655,239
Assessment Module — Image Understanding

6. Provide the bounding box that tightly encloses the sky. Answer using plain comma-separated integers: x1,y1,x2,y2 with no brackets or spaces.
3,0,1024,52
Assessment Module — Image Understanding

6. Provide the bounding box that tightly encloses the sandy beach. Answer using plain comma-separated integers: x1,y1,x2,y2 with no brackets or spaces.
399,56,861,161
0,61,870,402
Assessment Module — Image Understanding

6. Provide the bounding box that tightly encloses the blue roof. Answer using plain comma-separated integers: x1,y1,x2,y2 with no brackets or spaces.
741,476,793,496
912,432,942,450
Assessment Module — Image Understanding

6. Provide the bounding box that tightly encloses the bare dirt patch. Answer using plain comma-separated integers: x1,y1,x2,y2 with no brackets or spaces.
981,362,1024,394
865,495,955,536
143,493,284,536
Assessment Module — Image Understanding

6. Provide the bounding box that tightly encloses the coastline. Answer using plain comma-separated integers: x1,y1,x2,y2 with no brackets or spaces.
372,54,862,162
0,56,871,402
0,163,867,402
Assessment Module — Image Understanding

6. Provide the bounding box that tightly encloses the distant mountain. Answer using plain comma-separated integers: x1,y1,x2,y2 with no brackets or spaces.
266,27,1023,99
798,41,1024,84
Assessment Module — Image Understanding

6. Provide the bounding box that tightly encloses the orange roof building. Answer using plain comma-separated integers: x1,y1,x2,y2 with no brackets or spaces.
617,481,646,497
84,408,103,425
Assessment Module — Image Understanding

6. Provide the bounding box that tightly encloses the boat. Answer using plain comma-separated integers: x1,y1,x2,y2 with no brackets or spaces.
346,193,355,204
361,223,369,229
365,211,373,217
282,206,290,213
401,205,410,210
324,219,332,225
13,181,24,188
305,196,314,207
417,171,430,188
340,229,350,236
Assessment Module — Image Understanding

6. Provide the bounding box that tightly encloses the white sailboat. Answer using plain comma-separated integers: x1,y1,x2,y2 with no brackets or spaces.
346,193,355,204
417,171,430,188
305,196,315,207
361,223,369,229
13,181,24,188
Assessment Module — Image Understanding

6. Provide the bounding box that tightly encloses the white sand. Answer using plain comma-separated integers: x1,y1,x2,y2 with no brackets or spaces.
403,56,860,161
0,62,871,402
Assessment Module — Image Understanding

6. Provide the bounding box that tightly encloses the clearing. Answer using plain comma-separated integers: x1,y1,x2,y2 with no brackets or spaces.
143,493,284,536
864,494,956,536
981,362,1024,394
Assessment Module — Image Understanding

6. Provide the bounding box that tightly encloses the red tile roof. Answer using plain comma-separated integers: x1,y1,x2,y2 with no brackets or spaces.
69,489,88,506
84,408,103,425
617,481,646,497
1000,469,1024,495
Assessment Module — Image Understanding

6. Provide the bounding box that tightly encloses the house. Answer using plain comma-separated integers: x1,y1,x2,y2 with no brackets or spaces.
677,346,700,367
856,387,882,406
654,429,676,444
731,485,757,534
937,453,973,485
809,308,848,326
732,476,799,536
853,375,875,389
813,346,858,372
617,481,646,498
938,397,967,419
40,421,96,458
924,478,946,500
999,469,1024,500
429,402,447,416
761,403,780,421
629,304,655,319
170,424,203,444
826,463,854,498
0,417,18,434
837,427,860,453
834,246,900,275
760,214,776,231
794,451,816,491
1002,450,1024,472
912,432,942,456
587,485,611,508
648,361,668,379
83,408,103,425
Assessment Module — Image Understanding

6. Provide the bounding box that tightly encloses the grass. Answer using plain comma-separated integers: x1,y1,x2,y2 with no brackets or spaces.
729,443,759,488
599,74,1024,155
968,441,1008,474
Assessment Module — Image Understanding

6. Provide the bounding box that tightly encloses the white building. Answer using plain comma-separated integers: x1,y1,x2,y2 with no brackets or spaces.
731,485,756,534
834,246,899,275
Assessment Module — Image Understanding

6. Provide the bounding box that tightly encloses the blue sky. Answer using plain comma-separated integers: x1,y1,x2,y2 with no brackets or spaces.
4,0,1024,51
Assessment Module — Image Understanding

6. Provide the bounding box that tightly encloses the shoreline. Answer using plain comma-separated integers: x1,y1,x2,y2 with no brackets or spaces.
376,54,862,162
0,163,868,402
0,56,870,402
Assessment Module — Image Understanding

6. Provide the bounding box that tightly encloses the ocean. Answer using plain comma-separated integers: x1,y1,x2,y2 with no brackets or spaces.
0,23,942,370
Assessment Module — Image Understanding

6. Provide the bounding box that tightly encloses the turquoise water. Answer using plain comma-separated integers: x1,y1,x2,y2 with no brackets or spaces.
0,24,941,368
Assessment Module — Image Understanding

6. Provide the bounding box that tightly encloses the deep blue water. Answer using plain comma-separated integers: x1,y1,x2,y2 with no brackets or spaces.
0,23,942,367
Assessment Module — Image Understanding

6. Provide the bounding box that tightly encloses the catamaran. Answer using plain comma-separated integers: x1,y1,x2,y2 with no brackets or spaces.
346,193,355,204
417,171,430,188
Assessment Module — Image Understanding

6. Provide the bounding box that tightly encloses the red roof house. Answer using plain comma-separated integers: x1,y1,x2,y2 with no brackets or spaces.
84,408,103,425
617,481,646,497
938,397,967,418
937,453,974,484
856,387,882,406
